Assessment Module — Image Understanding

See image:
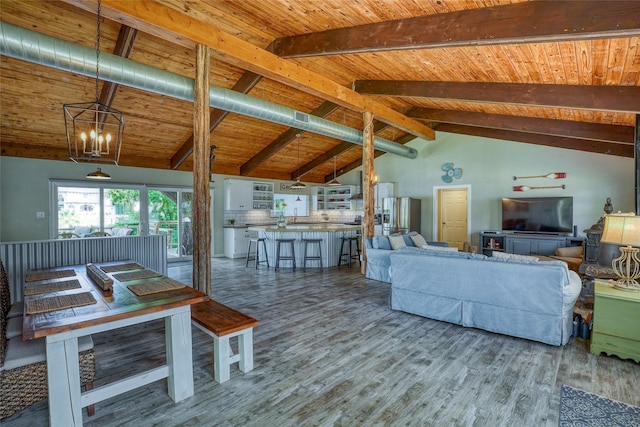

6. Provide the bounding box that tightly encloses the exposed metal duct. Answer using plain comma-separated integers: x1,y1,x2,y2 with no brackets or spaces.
0,21,418,159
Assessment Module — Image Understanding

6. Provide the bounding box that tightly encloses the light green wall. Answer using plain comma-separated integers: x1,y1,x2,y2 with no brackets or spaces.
344,131,635,243
1,131,634,250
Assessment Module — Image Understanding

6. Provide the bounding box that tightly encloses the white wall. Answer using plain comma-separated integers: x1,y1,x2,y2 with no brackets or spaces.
356,131,635,244
1,132,634,251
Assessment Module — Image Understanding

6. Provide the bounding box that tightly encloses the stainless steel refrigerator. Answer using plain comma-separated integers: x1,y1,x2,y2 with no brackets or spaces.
382,197,421,235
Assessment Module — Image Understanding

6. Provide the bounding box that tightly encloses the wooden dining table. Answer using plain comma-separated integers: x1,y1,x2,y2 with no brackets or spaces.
21,261,208,427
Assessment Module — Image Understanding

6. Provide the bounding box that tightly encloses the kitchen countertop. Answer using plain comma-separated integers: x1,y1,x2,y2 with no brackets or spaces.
248,224,361,232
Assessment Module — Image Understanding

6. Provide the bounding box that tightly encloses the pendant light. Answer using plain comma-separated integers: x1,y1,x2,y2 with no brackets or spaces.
63,0,124,166
291,134,306,189
327,156,341,186
86,167,111,180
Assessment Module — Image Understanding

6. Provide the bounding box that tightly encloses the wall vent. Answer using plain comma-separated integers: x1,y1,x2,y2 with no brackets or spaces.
295,112,309,123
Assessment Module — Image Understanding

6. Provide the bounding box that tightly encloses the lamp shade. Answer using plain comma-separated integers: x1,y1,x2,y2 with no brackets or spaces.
600,213,640,247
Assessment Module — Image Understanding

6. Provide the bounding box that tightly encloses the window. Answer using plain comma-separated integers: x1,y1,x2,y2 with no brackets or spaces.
51,181,202,262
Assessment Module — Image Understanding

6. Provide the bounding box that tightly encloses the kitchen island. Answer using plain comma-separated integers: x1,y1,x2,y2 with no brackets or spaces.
248,224,361,268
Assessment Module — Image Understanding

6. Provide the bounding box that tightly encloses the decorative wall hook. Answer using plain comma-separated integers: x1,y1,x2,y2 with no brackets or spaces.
513,172,566,180
513,184,566,192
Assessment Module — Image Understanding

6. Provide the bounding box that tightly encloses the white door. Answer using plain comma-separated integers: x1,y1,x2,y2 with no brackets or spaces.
436,187,469,250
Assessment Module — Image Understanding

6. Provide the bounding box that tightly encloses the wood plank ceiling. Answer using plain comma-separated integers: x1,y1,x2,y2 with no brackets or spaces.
1,0,639,184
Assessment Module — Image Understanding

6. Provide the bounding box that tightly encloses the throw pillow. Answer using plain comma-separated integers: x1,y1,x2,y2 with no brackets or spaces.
491,251,539,263
388,234,406,250
402,234,415,246
410,233,427,247
373,235,392,250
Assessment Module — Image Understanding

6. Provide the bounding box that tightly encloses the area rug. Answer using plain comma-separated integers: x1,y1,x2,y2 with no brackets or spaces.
559,384,640,426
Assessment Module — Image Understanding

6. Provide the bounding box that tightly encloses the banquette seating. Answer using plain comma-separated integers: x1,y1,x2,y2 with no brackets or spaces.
0,258,96,420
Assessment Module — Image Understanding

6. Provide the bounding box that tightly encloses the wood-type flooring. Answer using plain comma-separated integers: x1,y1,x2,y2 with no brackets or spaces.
4,258,639,426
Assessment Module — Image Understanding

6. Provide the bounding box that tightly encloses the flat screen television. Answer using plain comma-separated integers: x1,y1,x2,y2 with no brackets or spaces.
501,197,573,234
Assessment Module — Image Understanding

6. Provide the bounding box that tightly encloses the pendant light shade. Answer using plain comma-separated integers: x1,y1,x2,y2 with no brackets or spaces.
327,156,341,186
86,167,111,180
291,178,306,189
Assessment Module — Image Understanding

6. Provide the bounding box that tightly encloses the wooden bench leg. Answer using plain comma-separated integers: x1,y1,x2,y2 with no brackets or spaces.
238,328,254,373
213,335,231,383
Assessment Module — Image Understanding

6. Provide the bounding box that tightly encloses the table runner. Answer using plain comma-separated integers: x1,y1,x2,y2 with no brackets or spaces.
25,269,75,282
113,269,162,282
127,277,185,296
26,292,97,314
99,262,144,273
24,279,82,296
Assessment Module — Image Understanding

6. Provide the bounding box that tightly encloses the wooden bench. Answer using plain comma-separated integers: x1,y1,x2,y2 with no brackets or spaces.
191,300,259,383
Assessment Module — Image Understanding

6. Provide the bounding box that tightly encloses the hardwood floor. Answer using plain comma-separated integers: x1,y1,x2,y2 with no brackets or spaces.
4,258,639,426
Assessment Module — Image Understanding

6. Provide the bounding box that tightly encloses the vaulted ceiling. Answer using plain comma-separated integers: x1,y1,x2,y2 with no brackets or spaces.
1,0,639,184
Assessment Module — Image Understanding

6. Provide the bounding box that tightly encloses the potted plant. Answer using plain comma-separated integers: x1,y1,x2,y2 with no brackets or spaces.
229,218,236,227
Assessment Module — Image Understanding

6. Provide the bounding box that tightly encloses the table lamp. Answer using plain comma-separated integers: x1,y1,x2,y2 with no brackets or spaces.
600,212,640,291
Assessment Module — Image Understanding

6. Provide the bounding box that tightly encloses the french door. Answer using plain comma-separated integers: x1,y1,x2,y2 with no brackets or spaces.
147,188,194,260
52,182,207,262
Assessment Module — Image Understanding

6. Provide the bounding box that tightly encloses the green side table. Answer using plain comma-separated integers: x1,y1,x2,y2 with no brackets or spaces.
590,280,640,363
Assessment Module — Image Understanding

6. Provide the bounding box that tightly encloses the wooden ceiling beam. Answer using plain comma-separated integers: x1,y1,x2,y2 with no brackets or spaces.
434,124,634,158
0,142,173,169
240,101,340,176
296,121,390,181
67,0,435,141
98,25,137,107
271,1,640,58
354,81,640,113
171,70,263,169
323,134,417,182
407,108,635,144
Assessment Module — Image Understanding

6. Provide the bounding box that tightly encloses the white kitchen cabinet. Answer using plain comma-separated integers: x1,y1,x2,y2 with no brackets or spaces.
224,179,253,210
324,185,356,210
312,186,325,210
223,227,253,258
251,181,274,210
225,179,274,211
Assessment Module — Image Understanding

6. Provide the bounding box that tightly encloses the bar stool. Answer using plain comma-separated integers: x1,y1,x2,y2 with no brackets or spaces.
275,238,296,271
245,237,269,269
302,235,323,271
338,233,361,268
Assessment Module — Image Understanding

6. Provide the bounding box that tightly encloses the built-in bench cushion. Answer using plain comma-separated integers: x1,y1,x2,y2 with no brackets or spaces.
1,335,94,371
7,301,23,319
5,316,21,340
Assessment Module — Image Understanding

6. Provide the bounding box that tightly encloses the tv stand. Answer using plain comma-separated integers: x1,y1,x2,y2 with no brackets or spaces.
479,232,584,256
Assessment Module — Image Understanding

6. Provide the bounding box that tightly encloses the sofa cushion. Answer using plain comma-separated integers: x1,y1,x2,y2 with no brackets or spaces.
410,233,427,247
372,236,392,250
423,244,458,252
389,234,406,250
492,251,539,263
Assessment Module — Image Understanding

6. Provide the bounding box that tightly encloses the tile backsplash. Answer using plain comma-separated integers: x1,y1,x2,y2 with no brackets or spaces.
224,209,363,225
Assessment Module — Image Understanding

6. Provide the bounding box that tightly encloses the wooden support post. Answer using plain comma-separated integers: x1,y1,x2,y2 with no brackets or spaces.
635,114,639,214
361,111,375,275
193,44,212,295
